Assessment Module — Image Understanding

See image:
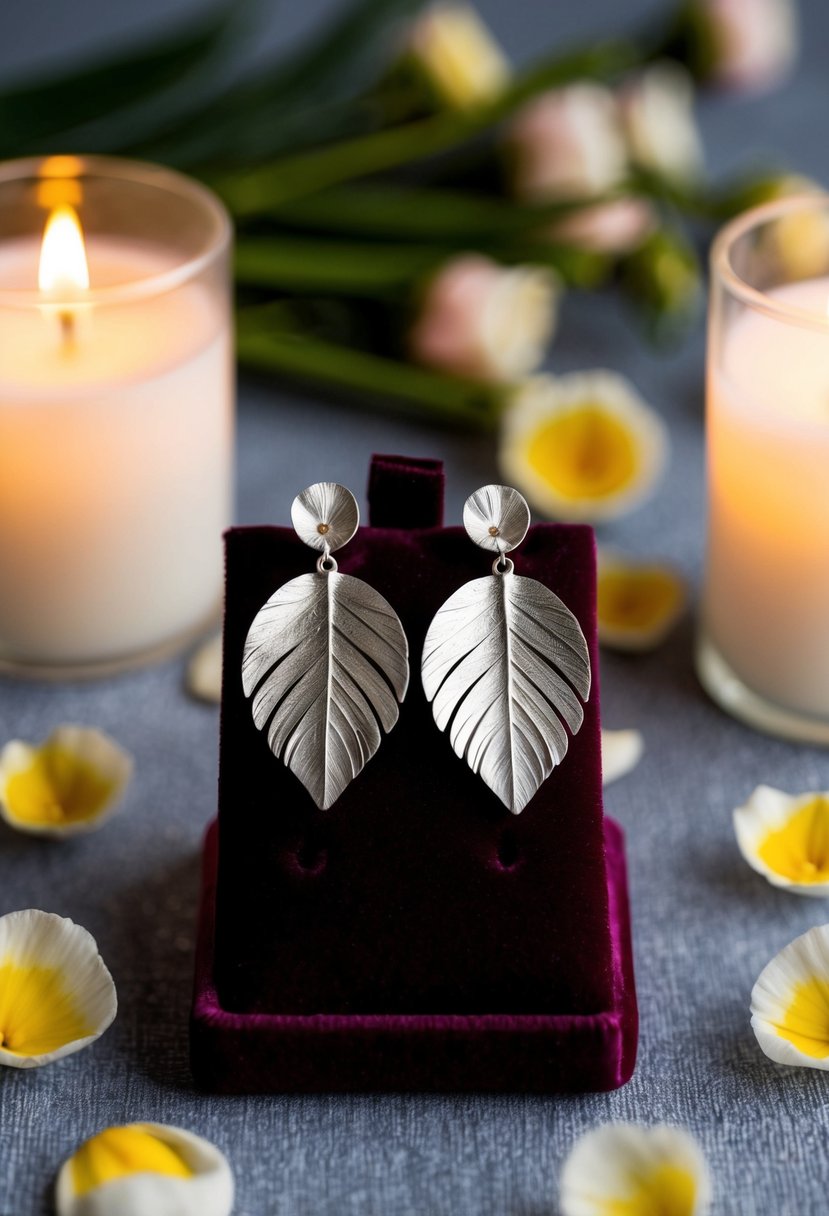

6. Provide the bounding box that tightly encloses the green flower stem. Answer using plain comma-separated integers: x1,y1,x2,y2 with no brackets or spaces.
235,233,608,295
213,40,641,215
236,310,505,429
263,183,602,240
235,238,441,296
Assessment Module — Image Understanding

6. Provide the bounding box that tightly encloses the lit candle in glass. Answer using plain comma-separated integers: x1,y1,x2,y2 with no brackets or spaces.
699,194,829,742
0,156,233,676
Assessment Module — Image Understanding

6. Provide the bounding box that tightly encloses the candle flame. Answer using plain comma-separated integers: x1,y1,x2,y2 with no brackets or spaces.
38,205,89,296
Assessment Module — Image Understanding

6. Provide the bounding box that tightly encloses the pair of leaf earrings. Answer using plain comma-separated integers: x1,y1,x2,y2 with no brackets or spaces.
242,482,591,815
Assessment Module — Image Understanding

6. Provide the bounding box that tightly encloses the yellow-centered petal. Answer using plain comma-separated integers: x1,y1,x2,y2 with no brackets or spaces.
71,1126,193,1196
751,924,829,1069
0,727,132,836
55,1123,235,1216
0,961,92,1055
527,405,639,502
734,786,829,896
597,554,686,651
0,910,116,1068
602,1162,698,1216
560,1124,711,1216
776,976,829,1058
500,373,667,523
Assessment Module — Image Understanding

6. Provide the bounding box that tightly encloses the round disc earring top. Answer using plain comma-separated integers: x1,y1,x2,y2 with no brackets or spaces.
463,484,530,555
290,482,360,553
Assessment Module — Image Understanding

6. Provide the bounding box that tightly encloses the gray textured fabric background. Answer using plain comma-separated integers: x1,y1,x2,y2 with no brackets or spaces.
1,1,829,1212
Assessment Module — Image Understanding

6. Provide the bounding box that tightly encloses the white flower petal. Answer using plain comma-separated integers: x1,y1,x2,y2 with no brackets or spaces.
0,726,132,838
55,1123,234,1216
560,1123,711,1216
734,786,829,896
751,924,829,1069
601,730,644,786
186,632,223,705
0,910,116,1068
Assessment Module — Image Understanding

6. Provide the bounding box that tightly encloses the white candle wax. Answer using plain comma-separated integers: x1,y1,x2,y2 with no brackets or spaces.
705,276,829,716
0,237,233,666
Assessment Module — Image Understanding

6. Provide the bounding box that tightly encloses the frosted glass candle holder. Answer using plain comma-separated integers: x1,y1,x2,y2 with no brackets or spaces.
0,156,233,677
698,195,829,743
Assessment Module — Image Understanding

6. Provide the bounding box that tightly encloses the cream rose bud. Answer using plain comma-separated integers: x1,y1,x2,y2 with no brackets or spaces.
506,83,627,201
405,2,510,109
409,255,559,382
694,0,797,92
619,62,704,185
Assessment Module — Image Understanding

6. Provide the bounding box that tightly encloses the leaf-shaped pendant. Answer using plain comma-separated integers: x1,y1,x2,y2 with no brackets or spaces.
422,485,591,815
242,484,409,810
243,570,409,809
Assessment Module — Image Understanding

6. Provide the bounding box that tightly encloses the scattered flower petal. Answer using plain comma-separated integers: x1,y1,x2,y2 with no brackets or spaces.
187,632,223,705
751,924,829,1068
0,726,132,838
406,1,510,110
500,372,668,523
734,786,829,896
597,551,687,651
0,910,116,1068
560,1123,711,1216
410,255,559,381
619,62,704,186
506,83,627,202
601,729,644,786
55,1123,234,1216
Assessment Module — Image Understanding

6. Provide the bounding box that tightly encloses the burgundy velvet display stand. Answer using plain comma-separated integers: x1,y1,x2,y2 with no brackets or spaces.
191,455,638,1093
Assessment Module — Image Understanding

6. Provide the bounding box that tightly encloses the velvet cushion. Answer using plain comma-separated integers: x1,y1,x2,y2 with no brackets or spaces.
194,455,638,1090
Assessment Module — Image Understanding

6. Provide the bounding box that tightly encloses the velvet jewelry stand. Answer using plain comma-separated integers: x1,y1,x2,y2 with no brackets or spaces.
191,455,638,1093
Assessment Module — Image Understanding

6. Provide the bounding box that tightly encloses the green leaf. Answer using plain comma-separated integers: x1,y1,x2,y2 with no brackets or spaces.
212,39,641,215
128,0,430,167
0,1,251,157
237,310,504,429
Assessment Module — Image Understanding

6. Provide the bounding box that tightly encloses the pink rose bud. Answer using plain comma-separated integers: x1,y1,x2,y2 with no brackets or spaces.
409,255,559,382
698,0,797,92
551,198,657,254
505,83,627,202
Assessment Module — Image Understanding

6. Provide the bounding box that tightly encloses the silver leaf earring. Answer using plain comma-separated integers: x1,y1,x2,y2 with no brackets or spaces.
242,482,409,809
421,484,591,815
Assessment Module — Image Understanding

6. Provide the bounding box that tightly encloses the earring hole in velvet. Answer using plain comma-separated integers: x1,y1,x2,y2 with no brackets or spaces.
494,827,522,871
294,838,328,875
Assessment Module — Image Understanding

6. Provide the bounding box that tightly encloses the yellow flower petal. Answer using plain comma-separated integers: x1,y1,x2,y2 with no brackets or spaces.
597,552,686,652
0,726,132,837
71,1127,193,1196
0,909,116,1068
734,786,829,896
56,1123,235,1216
560,1123,711,1216
500,373,667,523
751,924,829,1069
